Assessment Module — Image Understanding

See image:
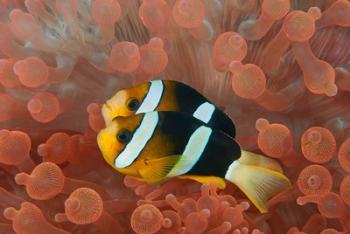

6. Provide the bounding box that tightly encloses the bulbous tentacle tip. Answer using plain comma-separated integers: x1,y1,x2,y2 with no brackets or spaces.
162,218,172,229
109,41,141,73
38,133,72,164
297,164,333,196
184,209,210,233
307,7,321,20
27,92,60,123
137,37,169,76
14,172,30,185
3,201,68,233
283,10,318,42
13,56,49,88
37,144,48,157
172,0,206,29
131,204,163,234
213,32,247,72
229,61,244,74
324,83,338,97
149,37,164,48
64,188,104,224
256,121,293,158
16,162,65,200
0,130,32,166
54,213,69,223
9,9,40,40
161,209,181,231
139,0,170,32
230,63,266,100
297,192,347,220
65,198,80,211
301,127,336,163
3,207,18,220
255,118,270,132
165,193,178,205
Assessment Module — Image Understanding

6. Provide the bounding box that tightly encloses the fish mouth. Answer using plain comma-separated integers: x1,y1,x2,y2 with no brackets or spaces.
101,102,115,125
103,102,113,112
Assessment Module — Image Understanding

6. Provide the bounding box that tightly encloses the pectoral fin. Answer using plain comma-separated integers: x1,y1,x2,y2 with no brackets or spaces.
138,155,181,184
225,161,291,213
178,175,227,189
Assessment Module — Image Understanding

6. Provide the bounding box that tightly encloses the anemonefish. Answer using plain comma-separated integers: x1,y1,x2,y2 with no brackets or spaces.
97,111,291,213
101,80,236,138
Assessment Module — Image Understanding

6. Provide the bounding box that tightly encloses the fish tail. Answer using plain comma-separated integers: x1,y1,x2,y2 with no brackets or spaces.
224,158,291,213
239,150,284,173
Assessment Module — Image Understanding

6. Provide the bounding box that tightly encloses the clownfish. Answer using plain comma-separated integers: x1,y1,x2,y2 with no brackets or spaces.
101,80,236,138
97,111,291,213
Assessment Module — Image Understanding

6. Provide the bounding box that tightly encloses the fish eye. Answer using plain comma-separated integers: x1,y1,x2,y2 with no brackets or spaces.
117,129,131,143
126,98,139,111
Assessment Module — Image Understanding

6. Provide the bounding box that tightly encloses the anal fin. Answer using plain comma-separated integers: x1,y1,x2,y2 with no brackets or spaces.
225,161,291,213
178,175,227,189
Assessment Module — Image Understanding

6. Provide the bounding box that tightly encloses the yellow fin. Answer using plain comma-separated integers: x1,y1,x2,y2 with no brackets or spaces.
138,155,181,184
178,175,227,189
225,161,291,213
239,150,283,173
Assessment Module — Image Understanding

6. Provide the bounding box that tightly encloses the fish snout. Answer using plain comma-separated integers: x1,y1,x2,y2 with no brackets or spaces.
101,103,117,125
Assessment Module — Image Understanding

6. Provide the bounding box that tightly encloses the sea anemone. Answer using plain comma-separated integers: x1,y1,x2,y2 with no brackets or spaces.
1,0,350,233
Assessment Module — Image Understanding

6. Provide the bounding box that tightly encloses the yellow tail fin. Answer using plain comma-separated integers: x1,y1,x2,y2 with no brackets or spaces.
239,150,283,173
225,160,291,213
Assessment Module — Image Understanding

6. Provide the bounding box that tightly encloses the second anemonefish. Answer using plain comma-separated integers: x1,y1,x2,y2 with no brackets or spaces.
101,79,236,138
97,110,291,213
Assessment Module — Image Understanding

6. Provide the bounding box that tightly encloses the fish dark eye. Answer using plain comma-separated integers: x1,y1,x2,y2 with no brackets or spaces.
117,129,131,143
127,98,139,111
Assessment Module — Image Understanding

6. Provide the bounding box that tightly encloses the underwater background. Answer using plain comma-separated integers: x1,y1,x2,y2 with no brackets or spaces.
0,0,350,233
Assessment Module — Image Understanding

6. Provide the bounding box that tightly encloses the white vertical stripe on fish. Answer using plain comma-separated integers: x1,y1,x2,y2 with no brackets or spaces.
193,102,215,123
136,80,164,114
115,112,159,168
167,126,212,177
